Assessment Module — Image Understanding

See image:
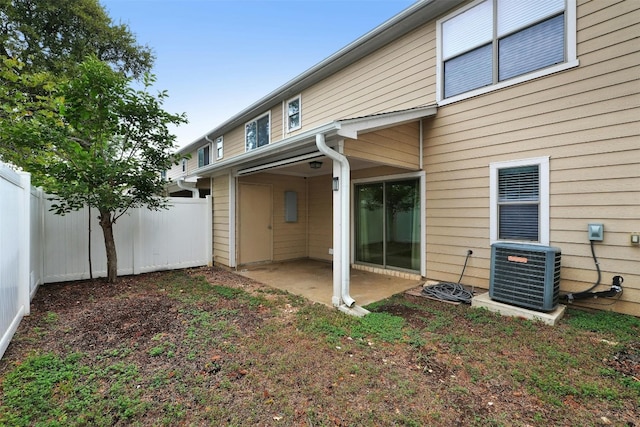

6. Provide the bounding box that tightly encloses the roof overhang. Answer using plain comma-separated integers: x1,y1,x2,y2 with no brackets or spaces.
187,105,437,179
336,105,437,139
178,0,464,154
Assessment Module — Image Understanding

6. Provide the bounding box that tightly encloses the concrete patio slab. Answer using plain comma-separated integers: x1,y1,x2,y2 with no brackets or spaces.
237,259,422,307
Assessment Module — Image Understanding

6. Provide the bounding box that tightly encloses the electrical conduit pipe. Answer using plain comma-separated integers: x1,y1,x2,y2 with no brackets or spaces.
316,133,356,308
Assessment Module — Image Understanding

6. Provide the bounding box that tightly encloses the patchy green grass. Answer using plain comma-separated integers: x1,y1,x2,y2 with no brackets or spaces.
0,268,638,426
0,353,146,426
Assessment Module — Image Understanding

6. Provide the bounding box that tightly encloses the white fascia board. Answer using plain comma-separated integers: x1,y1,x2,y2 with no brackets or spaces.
336,105,437,139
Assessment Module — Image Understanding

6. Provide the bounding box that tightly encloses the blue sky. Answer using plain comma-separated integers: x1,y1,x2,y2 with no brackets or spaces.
100,0,416,148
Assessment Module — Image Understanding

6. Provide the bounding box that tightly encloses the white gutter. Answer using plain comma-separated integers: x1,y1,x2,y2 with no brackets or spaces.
315,133,356,308
176,178,199,198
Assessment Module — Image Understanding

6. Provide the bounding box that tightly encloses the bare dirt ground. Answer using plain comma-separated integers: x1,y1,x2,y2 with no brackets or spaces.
1,267,638,426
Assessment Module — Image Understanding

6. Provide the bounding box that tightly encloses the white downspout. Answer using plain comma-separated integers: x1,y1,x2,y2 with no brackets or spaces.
177,178,199,198
316,133,356,308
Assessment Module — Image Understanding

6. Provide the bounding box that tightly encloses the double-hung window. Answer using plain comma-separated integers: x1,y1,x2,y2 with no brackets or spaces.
285,95,301,133
245,112,270,152
490,157,549,245
197,144,210,168
215,136,223,160
437,0,577,102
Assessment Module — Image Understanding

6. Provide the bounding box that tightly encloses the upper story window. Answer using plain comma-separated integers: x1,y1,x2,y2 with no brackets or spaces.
215,136,224,160
197,144,210,168
286,95,301,133
437,0,577,102
490,156,549,245
245,112,270,152
181,159,187,174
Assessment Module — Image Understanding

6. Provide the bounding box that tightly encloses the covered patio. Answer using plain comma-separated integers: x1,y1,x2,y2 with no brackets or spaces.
237,259,422,307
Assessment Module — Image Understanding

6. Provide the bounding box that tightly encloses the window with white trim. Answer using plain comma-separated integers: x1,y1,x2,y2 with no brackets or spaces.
197,144,210,167
215,136,224,160
285,95,301,132
437,0,576,102
181,159,187,174
490,157,549,245
245,112,270,151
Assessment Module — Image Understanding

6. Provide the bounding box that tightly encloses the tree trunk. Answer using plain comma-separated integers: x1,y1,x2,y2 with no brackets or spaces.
99,208,118,283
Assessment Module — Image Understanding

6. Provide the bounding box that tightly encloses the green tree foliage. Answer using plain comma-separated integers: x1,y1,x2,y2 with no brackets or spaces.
0,0,154,78
0,56,187,283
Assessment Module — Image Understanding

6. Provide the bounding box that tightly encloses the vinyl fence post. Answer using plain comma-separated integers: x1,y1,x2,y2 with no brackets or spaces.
132,207,142,275
206,195,213,266
18,172,30,315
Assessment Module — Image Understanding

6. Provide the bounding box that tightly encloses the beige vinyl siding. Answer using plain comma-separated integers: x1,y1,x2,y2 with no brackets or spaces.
239,173,308,262
302,24,437,130
307,175,333,261
166,162,184,181
344,123,421,170
212,174,230,267
271,103,283,142
423,0,640,316
197,17,437,165
221,126,245,160
185,151,199,174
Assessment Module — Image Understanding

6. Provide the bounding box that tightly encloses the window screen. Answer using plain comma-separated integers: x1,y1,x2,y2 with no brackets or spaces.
287,97,301,131
444,43,493,98
498,165,539,241
245,114,270,151
440,0,567,99
198,145,210,167
498,14,565,81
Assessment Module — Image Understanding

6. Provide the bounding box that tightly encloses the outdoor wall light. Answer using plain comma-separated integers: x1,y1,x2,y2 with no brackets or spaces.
309,160,323,170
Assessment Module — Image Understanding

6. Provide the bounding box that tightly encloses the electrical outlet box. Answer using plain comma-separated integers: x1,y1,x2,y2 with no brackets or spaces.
631,233,640,245
588,223,604,241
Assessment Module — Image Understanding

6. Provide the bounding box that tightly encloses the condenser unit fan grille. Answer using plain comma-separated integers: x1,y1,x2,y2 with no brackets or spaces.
489,243,561,312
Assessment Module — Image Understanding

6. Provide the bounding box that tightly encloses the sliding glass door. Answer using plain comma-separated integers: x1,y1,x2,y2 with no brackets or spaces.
355,179,420,272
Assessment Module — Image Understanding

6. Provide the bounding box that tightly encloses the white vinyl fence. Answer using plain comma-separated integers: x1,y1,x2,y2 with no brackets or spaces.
0,164,32,360
43,196,212,282
1,162,212,360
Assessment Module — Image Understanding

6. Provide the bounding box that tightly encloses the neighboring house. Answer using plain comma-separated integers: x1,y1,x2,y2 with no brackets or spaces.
167,0,639,316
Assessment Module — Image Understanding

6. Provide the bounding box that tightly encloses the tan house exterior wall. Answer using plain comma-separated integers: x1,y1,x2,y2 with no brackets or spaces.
174,0,639,316
239,173,308,262
180,25,438,168
302,25,437,129
422,0,640,316
212,174,231,266
307,175,333,261
344,123,421,170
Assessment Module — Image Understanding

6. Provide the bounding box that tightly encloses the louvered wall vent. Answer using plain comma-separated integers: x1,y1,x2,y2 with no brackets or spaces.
489,243,561,312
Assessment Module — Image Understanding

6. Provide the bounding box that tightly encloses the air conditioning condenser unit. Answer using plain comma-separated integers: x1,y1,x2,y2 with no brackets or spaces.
489,243,561,312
